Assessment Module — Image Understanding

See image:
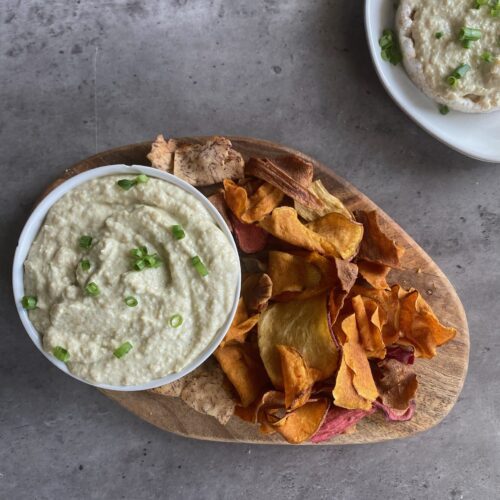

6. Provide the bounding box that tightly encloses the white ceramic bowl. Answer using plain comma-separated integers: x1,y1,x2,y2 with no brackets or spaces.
12,165,241,391
365,0,500,163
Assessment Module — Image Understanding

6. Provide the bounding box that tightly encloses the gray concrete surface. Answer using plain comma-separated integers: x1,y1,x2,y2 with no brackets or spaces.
1,1,499,499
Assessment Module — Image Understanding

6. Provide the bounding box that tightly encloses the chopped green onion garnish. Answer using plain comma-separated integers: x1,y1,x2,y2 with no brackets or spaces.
438,104,450,115
117,179,136,190
85,282,100,296
172,224,185,240
447,75,458,87
169,314,183,328
474,0,488,8
124,296,138,307
459,27,482,42
131,246,161,270
21,295,37,310
113,341,133,359
53,346,70,362
447,64,470,86
191,255,209,277
130,246,148,259
462,39,472,49
379,29,402,65
136,174,149,184
133,259,146,271
80,259,91,271
435,32,444,39
481,51,493,62
79,235,93,249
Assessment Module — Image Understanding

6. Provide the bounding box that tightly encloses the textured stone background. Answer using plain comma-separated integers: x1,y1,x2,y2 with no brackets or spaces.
1,1,499,499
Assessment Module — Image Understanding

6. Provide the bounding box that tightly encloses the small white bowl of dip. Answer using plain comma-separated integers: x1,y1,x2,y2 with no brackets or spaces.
12,165,241,391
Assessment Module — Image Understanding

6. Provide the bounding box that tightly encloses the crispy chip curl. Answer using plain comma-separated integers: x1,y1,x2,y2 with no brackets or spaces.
259,207,363,260
332,314,378,411
354,210,405,267
357,260,390,289
214,342,270,407
277,345,316,410
295,180,353,222
375,358,418,411
258,295,340,388
223,179,284,223
351,295,386,359
242,273,273,313
220,298,259,347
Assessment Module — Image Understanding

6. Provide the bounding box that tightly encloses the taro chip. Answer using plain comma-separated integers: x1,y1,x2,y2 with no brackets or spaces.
375,358,418,411
277,345,316,410
242,273,273,313
223,179,284,223
295,179,353,222
270,398,330,444
357,260,390,289
354,210,405,267
259,207,363,260
258,295,340,388
214,342,270,407
351,295,386,359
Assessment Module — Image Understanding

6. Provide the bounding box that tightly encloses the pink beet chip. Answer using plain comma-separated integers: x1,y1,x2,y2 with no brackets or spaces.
373,400,416,421
231,215,269,254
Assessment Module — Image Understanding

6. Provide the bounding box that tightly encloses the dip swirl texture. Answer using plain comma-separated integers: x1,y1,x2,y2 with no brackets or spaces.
24,175,239,386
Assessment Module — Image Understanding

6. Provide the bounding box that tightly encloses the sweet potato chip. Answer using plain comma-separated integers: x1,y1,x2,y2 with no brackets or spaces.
277,345,315,410
246,157,321,209
357,260,390,289
231,215,269,254
147,134,177,172
375,358,418,411
235,390,285,424
259,207,363,260
214,342,270,407
220,298,260,347
295,180,353,222
223,179,284,223
242,273,272,313
258,295,340,388
332,314,378,410
270,398,330,444
354,210,405,267
351,295,386,359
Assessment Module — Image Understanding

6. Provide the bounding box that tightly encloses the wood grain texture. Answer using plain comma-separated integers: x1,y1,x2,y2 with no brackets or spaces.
51,137,469,445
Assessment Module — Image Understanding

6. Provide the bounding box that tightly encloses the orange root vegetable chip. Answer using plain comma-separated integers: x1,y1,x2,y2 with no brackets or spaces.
354,210,405,267
214,342,271,407
351,295,386,359
277,345,315,410
268,251,337,300
270,398,330,444
271,155,314,187
246,157,321,209
357,260,390,289
295,180,353,222
223,179,284,223
374,358,418,411
147,134,177,172
220,298,259,347
258,295,340,388
259,207,363,260
332,314,378,410
235,390,285,424
242,273,273,313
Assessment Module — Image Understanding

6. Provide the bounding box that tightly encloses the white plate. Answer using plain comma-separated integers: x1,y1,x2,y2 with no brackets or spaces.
365,0,500,163
12,165,241,392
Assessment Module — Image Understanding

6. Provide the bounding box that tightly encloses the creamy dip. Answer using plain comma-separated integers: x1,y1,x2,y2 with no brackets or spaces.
24,174,239,386
398,0,500,111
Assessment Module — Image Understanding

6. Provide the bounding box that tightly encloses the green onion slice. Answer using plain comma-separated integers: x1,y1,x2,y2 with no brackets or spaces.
124,296,138,307
438,104,450,115
85,282,100,296
21,295,37,310
53,346,70,363
133,259,146,271
435,32,444,39
113,341,133,359
80,259,91,271
144,254,162,268
169,314,183,328
481,51,493,62
172,224,185,240
378,29,402,65
459,27,482,42
474,0,488,8
117,179,136,190
135,174,149,184
462,39,472,49
447,64,471,87
191,255,209,277
79,235,93,249
130,246,148,259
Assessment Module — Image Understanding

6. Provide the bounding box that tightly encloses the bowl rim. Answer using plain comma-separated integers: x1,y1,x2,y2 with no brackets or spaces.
12,164,241,391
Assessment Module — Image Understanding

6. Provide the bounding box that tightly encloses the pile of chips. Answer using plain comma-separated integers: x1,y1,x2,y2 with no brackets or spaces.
148,136,456,444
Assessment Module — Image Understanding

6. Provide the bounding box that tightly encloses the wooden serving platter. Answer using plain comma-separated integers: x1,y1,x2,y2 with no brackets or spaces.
52,137,469,445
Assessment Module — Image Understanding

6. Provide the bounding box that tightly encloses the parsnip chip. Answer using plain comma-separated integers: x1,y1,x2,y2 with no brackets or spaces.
351,295,386,359
332,314,378,410
242,273,272,313
223,179,284,223
295,180,353,222
277,345,315,410
375,358,418,411
270,398,330,444
258,295,340,388
259,207,363,260
357,260,390,289
354,210,405,267
214,342,270,407
147,134,177,172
